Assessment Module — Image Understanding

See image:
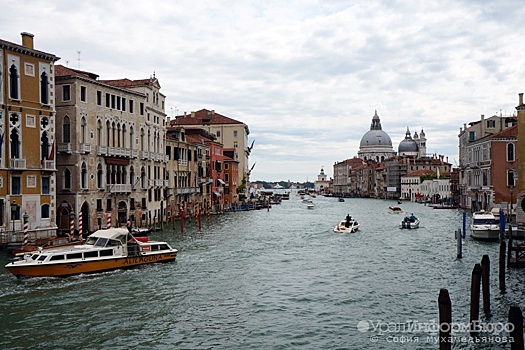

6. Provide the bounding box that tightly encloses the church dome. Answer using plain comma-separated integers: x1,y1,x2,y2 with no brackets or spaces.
359,111,393,148
398,127,419,154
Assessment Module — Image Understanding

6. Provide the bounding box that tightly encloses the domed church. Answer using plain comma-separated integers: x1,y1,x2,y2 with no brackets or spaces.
358,111,396,162
398,127,426,158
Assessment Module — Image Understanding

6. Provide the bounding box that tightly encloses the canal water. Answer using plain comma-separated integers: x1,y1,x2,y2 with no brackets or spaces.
1,195,524,349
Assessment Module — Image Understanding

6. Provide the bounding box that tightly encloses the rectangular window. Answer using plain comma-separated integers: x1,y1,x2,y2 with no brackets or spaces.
80,86,87,102
140,102,144,115
12,176,21,194
96,199,103,211
122,97,126,111
233,130,238,137
469,131,475,141
106,93,110,107
106,199,112,211
27,175,36,188
67,253,82,260
111,94,116,109
97,90,102,106
129,100,134,113
216,130,221,137
62,85,71,101
130,198,135,210
117,96,121,110
42,177,50,194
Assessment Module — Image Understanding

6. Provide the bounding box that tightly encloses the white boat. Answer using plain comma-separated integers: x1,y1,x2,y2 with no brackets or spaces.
389,206,403,214
333,216,360,233
306,200,315,209
5,227,177,278
400,214,420,229
470,210,501,241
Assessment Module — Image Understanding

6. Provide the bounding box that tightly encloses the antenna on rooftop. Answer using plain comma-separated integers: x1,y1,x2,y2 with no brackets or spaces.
77,51,81,69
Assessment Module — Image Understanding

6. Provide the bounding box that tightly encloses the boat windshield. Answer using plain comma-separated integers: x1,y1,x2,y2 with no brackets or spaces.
473,218,499,224
94,237,108,247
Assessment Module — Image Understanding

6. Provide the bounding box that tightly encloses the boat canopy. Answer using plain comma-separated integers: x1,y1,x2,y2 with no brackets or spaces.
87,228,130,240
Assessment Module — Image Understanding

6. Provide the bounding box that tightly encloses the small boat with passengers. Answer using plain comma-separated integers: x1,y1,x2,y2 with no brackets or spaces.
5,227,177,278
400,214,420,229
334,214,360,233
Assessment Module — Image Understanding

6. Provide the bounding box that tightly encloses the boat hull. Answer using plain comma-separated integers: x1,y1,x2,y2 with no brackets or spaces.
5,252,177,278
470,229,500,241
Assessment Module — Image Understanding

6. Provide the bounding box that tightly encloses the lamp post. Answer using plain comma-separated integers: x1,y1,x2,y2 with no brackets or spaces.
10,200,17,233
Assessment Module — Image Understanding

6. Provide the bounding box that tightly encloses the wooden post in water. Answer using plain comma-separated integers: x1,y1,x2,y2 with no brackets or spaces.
481,255,490,314
180,204,185,234
499,240,506,293
438,289,452,350
456,229,462,259
470,263,482,337
509,306,524,349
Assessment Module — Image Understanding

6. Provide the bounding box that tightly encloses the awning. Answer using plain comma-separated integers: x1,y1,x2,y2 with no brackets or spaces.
213,191,221,197
217,179,225,185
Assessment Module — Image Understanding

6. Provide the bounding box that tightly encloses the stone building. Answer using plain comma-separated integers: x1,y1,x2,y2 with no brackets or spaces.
55,65,167,234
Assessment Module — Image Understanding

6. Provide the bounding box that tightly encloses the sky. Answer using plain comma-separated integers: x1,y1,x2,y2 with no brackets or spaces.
1,0,524,182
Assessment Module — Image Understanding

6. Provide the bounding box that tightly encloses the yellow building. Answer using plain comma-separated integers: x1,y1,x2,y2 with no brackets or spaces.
0,33,60,241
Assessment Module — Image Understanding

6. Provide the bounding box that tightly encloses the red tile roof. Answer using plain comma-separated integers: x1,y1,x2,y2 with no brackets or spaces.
170,109,243,126
405,170,435,177
55,64,98,80
487,125,518,139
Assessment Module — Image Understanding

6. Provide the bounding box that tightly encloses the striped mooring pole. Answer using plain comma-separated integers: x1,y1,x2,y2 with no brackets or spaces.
106,214,111,229
78,212,83,240
23,213,29,247
70,214,75,240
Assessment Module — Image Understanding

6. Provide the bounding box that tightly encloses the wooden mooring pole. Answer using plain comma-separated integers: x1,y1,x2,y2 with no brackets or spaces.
470,263,481,337
499,239,506,293
456,228,462,259
438,289,452,350
480,255,490,314
509,306,524,350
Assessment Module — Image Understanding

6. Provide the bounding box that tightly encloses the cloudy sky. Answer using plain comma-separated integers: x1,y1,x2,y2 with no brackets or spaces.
2,0,524,182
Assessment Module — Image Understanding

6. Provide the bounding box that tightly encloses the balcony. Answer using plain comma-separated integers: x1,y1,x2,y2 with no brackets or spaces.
108,147,131,158
80,143,92,154
97,145,108,156
10,158,26,169
155,179,164,187
58,143,72,154
141,151,150,160
106,184,132,193
149,179,155,187
131,149,138,159
41,160,54,170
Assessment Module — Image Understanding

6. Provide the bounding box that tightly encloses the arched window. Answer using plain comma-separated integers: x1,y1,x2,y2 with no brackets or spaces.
141,167,146,188
106,121,111,146
130,166,135,187
81,162,87,189
97,119,103,145
63,116,71,143
117,123,121,147
81,117,87,144
122,124,127,149
140,128,145,150
64,168,71,190
97,163,103,189
130,126,134,150
41,204,50,218
112,122,116,147
507,143,515,162
10,128,20,158
508,170,515,187
9,64,19,99
40,71,49,104
41,131,50,160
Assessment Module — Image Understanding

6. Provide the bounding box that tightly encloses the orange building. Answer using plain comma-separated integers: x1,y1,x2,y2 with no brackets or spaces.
0,33,59,240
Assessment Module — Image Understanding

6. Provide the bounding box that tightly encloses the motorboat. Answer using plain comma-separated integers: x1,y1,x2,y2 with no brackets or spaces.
400,214,420,229
470,210,501,241
389,206,403,214
8,236,81,256
338,197,345,202
131,227,152,236
306,200,315,209
333,216,360,233
5,227,177,278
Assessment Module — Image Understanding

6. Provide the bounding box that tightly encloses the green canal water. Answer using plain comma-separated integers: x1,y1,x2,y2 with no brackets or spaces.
0,196,524,349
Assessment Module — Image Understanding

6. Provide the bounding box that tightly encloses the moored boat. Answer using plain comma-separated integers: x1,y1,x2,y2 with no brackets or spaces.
9,236,81,256
5,227,177,278
470,210,501,241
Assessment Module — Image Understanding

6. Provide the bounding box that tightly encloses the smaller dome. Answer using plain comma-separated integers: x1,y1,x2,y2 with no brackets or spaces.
398,127,419,153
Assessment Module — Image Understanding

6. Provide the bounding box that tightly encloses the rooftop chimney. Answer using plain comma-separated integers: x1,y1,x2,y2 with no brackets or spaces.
21,32,34,49
519,93,524,106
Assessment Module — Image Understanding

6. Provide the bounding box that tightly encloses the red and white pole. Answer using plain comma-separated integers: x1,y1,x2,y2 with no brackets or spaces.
78,212,83,241
106,214,111,229
23,215,29,247
70,215,74,241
